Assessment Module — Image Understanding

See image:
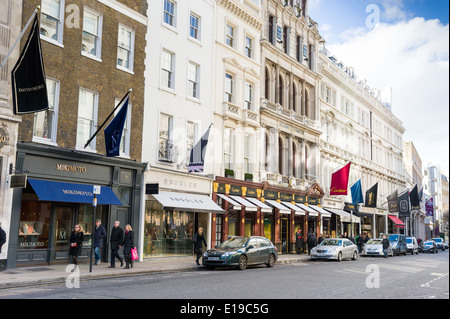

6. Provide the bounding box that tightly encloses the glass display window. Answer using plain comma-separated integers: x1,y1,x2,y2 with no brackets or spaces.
18,201,51,250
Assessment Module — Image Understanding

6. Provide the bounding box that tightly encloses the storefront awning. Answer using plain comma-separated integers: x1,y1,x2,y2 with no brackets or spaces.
217,194,241,211
229,195,258,212
28,179,122,205
246,197,272,213
388,215,405,228
324,208,360,223
310,205,332,218
296,203,319,216
153,191,225,214
281,201,305,215
265,200,291,215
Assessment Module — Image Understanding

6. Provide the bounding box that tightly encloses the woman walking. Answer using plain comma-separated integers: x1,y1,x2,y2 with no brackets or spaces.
69,224,84,272
123,224,135,269
193,227,207,265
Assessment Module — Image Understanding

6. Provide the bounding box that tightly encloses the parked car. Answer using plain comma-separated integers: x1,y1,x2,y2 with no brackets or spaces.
406,236,419,255
420,241,438,254
388,234,407,256
445,242,449,249
310,238,358,262
430,238,446,251
203,236,278,270
361,238,393,257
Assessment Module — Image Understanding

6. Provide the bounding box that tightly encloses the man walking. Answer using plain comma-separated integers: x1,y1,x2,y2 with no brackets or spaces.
94,219,106,265
109,220,124,268
382,234,390,258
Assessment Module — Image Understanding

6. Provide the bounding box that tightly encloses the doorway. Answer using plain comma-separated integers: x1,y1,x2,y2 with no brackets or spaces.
52,205,75,261
281,217,289,254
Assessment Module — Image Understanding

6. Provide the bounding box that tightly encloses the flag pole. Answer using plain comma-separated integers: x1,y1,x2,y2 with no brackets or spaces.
84,89,132,149
0,8,39,69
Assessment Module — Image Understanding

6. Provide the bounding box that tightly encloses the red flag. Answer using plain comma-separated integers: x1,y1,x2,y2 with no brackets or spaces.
330,162,351,195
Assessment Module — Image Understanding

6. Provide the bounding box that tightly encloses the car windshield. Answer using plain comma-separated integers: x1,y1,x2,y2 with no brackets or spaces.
219,237,248,249
320,239,342,246
432,238,443,243
424,242,433,246
389,235,399,242
406,238,412,243
366,239,382,245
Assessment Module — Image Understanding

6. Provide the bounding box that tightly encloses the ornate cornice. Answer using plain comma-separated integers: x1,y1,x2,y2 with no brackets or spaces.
218,0,263,30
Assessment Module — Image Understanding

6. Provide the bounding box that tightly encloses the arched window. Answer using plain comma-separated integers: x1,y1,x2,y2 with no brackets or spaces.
279,75,284,106
265,67,270,100
265,132,270,171
292,142,298,177
305,89,309,118
278,137,284,175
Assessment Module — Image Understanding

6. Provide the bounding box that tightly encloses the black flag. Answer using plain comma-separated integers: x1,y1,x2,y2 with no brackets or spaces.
365,182,378,208
188,124,212,173
11,15,48,114
409,185,420,210
398,191,410,218
387,190,399,214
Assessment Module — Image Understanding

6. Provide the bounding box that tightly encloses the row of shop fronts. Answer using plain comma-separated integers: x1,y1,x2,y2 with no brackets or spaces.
4,143,413,268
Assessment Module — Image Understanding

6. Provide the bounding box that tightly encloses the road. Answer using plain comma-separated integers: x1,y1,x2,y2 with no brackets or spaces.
0,250,448,300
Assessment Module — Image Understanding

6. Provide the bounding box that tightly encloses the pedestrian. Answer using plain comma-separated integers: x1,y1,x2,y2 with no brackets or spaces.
123,224,135,269
364,232,371,244
93,219,106,265
295,228,303,254
69,224,84,272
109,220,124,268
382,234,390,258
0,224,7,255
307,231,317,255
318,233,324,245
193,227,207,265
356,233,364,253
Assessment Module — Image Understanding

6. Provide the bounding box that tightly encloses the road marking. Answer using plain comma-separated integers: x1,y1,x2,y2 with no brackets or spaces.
421,272,449,288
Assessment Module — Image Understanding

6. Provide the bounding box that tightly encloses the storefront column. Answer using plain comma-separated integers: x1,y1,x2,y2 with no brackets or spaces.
303,213,308,251
289,211,295,253
274,208,281,251
211,183,219,248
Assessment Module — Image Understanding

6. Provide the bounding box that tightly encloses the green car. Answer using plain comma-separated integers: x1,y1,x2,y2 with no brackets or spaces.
203,236,278,270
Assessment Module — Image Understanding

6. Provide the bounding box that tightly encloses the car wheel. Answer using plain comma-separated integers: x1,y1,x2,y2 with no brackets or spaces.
337,251,343,262
266,254,276,268
238,255,248,270
352,251,358,261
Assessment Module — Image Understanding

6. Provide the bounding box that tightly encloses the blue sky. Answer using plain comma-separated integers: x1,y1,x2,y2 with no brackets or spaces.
309,0,450,176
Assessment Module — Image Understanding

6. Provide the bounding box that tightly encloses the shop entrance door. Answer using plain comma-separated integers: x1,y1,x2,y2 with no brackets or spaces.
281,217,289,254
52,205,75,261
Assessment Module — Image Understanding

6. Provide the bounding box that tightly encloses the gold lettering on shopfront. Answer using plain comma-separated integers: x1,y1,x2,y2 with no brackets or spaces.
56,164,87,174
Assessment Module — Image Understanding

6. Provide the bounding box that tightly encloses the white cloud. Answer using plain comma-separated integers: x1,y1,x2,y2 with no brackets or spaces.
327,18,450,174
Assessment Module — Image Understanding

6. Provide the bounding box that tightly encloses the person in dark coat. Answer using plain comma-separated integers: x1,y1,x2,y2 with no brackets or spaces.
356,233,364,253
193,227,207,265
0,225,7,255
382,234,390,258
123,224,135,269
93,219,106,265
69,225,84,271
307,231,317,255
109,220,124,268
295,228,303,254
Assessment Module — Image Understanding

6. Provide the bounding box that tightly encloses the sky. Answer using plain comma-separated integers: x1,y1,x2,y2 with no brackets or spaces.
309,0,449,176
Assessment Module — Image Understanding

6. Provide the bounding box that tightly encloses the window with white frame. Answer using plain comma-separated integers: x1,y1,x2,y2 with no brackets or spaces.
225,73,233,103
82,8,102,59
186,121,198,165
40,0,64,44
245,35,253,58
223,128,233,170
189,13,200,40
226,24,234,47
188,62,199,98
244,134,252,174
76,89,98,150
114,98,132,157
117,24,135,72
33,78,59,143
163,0,176,27
161,50,174,89
159,113,174,162
244,82,253,110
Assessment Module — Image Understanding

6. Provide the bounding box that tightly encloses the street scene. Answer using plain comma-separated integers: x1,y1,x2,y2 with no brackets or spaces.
0,0,449,305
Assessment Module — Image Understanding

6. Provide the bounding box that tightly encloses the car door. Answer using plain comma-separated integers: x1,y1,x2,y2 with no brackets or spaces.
246,238,260,264
343,240,353,258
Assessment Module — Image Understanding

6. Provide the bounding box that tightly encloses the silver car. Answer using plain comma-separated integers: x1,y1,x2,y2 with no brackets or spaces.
361,238,394,257
310,238,358,262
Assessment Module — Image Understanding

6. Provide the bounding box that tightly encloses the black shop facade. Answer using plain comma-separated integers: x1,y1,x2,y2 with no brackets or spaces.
211,177,327,254
7,142,145,269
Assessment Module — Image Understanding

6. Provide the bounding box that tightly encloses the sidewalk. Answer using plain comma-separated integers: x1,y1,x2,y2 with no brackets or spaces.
0,254,310,289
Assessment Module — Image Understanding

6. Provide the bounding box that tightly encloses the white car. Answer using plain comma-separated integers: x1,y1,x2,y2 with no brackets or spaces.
310,238,358,262
406,236,419,255
361,238,394,257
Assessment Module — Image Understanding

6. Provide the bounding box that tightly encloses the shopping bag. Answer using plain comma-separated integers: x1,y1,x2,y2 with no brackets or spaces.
131,247,139,261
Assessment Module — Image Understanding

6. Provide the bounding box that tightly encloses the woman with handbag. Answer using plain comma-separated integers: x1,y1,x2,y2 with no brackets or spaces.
69,224,84,272
123,224,135,269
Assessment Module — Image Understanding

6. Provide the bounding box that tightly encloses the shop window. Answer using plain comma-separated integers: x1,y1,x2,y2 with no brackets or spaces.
18,199,51,250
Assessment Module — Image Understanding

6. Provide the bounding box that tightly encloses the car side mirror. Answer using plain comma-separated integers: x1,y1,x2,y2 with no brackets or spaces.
247,245,254,250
